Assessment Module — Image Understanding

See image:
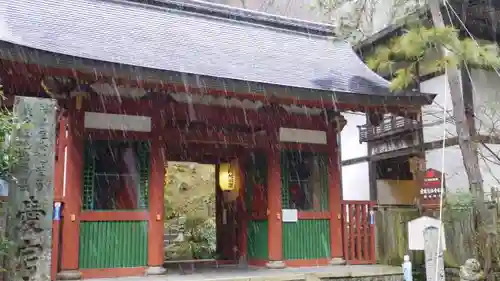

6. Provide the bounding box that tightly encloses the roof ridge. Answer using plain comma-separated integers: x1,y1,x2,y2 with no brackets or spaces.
123,0,336,37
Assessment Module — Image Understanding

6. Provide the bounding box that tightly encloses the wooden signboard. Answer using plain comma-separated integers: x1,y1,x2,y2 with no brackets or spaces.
420,169,445,209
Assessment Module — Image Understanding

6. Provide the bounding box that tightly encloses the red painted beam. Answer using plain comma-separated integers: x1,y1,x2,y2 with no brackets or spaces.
82,97,329,131
1,60,421,114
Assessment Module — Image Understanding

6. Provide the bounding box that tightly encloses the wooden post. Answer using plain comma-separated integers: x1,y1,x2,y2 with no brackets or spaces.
57,100,84,280
51,113,67,280
8,97,57,281
266,145,285,269
146,109,166,276
423,226,445,281
237,155,248,267
327,125,345,265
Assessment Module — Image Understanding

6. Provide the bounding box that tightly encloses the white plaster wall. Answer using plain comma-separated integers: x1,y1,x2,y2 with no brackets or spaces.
341,113,367,160
426,144,500,198
469,69,500,136
341,161,370,200
421,70,500,143
420,74,456,143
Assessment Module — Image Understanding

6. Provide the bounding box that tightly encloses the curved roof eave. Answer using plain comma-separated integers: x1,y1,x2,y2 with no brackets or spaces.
0,0,435,106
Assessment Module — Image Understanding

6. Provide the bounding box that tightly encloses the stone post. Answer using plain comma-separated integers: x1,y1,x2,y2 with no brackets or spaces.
7,97,57,281
423,226,445,281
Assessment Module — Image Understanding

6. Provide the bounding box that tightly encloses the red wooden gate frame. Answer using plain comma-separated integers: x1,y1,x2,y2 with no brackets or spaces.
341,200,376,264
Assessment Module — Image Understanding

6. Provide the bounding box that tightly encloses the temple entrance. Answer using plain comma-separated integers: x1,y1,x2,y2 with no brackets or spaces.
163,157,245,270
163,162,217,261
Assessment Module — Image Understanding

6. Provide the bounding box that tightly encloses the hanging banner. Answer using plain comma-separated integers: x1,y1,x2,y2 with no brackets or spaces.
53,202,62,221
369,210,375,225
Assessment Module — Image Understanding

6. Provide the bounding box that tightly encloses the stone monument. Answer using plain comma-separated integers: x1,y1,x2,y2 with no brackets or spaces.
7,97,57,281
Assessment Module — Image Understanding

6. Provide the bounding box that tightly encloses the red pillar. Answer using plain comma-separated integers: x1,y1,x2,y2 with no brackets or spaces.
266,146,285,268
52,113,67,280
146,111,167,275
237,155,248,262
328,123,346,265
57,101,84,280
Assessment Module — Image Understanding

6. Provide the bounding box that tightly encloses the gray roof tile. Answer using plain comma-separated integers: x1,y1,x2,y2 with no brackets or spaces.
0,0,428,101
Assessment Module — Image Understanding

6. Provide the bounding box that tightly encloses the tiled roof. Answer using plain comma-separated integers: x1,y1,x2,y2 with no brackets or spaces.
0,0,434,104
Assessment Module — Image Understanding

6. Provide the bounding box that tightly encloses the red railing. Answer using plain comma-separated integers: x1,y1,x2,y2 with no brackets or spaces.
341,200,376,264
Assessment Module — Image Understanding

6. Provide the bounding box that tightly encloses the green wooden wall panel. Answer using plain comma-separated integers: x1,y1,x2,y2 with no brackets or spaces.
318,153,329,210
79,221,148,269
282,219,331,260
247,220,269,260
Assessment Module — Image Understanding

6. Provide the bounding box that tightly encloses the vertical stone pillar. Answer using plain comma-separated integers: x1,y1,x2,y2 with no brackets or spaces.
8,97,57,281
327,112,346,265
266,145,285,269
146,109,166,275
423,226,445,281
58,100,84,280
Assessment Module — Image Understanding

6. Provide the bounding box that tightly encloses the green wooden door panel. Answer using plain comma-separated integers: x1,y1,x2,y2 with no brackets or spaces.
282,219,331,260
247,220,269,260
79,221,148,269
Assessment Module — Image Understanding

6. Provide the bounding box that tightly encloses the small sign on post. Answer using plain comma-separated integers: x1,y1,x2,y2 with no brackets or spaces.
408,216,446,250
420,169,445,210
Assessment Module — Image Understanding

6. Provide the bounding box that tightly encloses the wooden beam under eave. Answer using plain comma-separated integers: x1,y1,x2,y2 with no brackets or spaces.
82,96,329,130
3,60,425,113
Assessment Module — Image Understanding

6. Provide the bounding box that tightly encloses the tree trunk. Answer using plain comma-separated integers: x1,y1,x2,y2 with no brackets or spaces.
428,0,486,216
428,0,490,275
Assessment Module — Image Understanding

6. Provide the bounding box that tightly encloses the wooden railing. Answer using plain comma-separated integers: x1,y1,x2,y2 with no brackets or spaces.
341,200,376,264
358,116,418,143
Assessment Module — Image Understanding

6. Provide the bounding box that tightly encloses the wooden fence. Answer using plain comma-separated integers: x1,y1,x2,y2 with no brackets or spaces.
374,204,496,267
342,200,376,264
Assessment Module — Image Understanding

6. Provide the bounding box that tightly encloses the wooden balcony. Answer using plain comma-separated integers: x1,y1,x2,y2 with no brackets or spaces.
357,116,419,143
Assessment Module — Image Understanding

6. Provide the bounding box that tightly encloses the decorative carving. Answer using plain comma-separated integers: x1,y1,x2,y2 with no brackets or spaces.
326,110,347,132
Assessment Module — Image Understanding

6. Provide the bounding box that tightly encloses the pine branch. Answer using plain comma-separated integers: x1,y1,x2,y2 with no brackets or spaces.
366,24,500,91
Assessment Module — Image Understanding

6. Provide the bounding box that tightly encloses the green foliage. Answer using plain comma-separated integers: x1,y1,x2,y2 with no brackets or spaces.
0,108,23,179
163,162,217,260
366,25,500,91
164,216,217,260
0,87,23,272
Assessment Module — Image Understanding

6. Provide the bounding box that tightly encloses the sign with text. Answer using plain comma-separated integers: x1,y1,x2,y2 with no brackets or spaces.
8,97,57,281
370,134,419,156
282,209,298,223
420,169,445,209
408,216,446,251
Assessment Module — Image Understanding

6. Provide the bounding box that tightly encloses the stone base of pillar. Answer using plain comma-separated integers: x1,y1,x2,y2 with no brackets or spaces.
329,257,346,265
145,266,167,275
265,260,286,269
56,270,82,280
237,255,248,269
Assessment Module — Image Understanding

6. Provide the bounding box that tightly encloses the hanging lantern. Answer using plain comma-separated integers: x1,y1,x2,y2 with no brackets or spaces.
219,162,236,191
